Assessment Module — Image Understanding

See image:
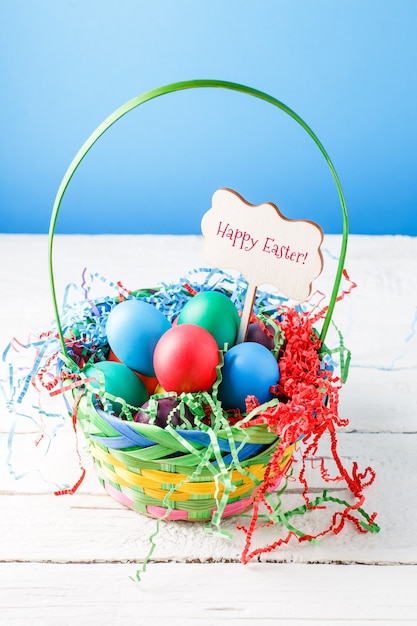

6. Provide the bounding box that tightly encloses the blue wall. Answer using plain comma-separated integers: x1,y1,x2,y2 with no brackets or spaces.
1,1,416,235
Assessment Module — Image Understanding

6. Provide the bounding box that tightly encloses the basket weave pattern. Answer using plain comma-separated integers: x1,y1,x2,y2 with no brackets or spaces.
41,82,380,568
72,376,296,521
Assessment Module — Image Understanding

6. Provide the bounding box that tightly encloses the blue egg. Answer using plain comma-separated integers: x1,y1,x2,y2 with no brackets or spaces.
106,299,171,376
218,342,280,412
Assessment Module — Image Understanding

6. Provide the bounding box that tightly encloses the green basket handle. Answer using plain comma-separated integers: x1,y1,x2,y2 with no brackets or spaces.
48,79,348,359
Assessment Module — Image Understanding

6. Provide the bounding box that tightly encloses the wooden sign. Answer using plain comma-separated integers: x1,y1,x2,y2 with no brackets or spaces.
201,188,324,342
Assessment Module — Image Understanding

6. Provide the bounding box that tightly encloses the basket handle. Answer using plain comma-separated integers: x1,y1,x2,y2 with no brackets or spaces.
48,79,348,358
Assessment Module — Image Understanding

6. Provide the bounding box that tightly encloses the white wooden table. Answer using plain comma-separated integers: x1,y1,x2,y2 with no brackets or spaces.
1,233,416,625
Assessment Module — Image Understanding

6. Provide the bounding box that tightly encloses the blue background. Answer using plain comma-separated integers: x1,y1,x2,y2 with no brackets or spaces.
1,0,416,235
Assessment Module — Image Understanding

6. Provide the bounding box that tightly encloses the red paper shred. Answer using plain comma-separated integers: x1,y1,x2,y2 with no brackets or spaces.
237,305,378,564
33,361,88,496
53,467,86,496
116,280,131,302
184,283,198,296
52,388,87,495
310,269,357,325
3,267,378,566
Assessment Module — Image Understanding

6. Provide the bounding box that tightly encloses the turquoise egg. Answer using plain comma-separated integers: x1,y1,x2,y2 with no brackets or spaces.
177,291,240,349
84,360,149,416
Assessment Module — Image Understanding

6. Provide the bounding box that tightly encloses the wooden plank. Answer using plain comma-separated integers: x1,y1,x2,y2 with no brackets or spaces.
339,367,417,433
1,432,415,565
1,233,417,623
0,562,416,625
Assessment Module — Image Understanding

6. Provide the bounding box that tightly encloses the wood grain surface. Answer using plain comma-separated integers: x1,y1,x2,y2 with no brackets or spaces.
1,234,416,624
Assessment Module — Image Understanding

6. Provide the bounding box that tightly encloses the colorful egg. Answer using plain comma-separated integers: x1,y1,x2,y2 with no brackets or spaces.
107,349,158,394
246,321,276,350
218,342,280,412
84,360,149,416
153,323,220,393
106,299,171,376
135,372,158,395
177,291,240,349
134,396,195,428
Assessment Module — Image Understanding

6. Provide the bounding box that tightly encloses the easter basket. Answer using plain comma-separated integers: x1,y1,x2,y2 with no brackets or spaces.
42,80,378,565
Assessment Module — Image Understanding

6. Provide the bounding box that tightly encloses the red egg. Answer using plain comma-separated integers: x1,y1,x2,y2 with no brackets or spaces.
153,324,220,393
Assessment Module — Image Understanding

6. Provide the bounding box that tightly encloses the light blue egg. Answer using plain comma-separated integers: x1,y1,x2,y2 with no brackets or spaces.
106,299,171,376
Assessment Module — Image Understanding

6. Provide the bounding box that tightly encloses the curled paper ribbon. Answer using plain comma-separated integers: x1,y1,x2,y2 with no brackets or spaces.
2,267,379,580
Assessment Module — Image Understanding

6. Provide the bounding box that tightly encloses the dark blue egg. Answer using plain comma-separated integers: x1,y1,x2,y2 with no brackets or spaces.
246,321,276,350
218,342,280,412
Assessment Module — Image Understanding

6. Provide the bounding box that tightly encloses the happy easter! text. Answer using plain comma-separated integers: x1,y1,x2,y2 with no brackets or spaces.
216,221,308,264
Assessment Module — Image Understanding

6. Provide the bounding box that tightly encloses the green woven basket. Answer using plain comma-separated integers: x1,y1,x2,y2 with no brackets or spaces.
49,80,348,522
